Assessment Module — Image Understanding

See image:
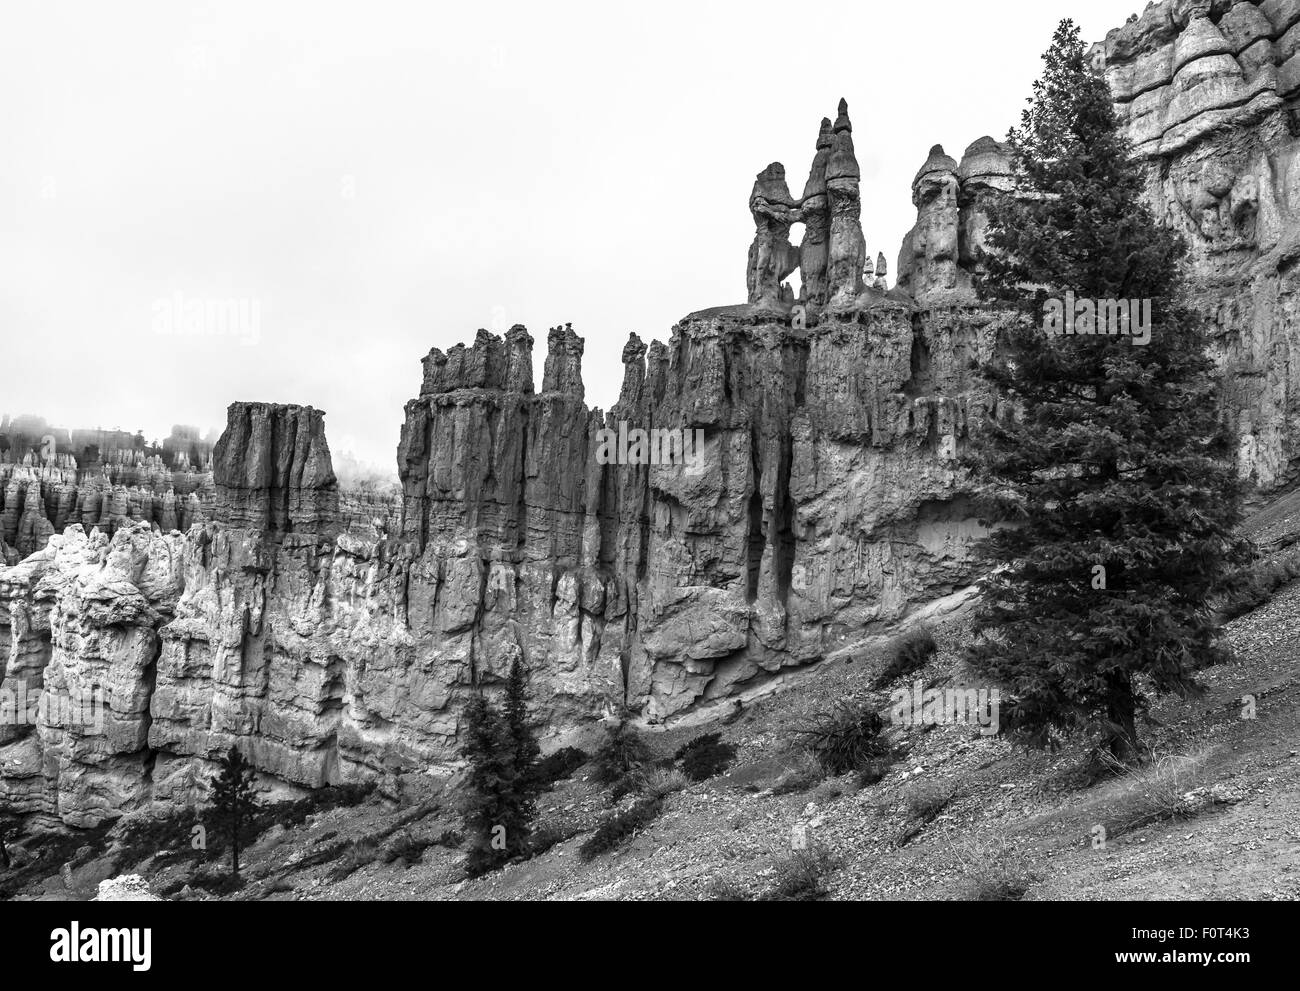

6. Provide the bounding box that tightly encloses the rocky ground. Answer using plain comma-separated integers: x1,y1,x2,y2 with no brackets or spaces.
4,488,1298,903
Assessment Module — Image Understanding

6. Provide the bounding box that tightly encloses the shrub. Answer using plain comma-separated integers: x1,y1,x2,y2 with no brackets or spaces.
809,780,844,805
759,846,837,901
326,837,381,881
525,821,585,858
640,767,689,800
1099,749,1210,837
893,781,958,848
854,755,897,789
190,866,248,896
592,723,653,795
796,700,888,775
433,828,464,849
871,626,938,689
904,781,957,821
380,830,434,866
675,732,737,782
534,746,588,788
703,878,752,901
1213,547,1300,622
770,753,826,796
578,797,663,861
951,835,1040,901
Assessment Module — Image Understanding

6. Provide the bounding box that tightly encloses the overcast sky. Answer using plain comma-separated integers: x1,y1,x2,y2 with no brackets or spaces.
0,0,1142,471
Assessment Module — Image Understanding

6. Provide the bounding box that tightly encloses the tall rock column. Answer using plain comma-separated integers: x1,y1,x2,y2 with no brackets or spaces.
746,164,800,308
210,402,339,539
897,144,964,305
825,99,866,306
798,118,834,306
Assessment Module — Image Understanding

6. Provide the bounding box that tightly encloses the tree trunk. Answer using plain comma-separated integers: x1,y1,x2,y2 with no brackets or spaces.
232,809,240,878
1107,674,1139,764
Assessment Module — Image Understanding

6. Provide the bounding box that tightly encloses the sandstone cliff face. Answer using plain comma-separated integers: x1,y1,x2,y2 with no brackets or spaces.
6,6,1300,830
0,405,412,826
891,0,1300,493
0,524,185,828
0,413,398,561
1093,0,1300,492
895,138,1013,307
0,452,214,558
1,292,998,827
210,402,339,537
395,306,995,726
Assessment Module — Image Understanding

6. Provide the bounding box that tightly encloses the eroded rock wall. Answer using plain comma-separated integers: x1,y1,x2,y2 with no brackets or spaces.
0,525,184,828
8,4,1300,829
0,294,1000,827
395,307,996,727
1095,0,1300,491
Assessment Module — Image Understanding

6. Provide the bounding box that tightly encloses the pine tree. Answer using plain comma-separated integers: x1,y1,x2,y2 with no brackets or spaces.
503,657,541,797
0,816,16,870
210,746,257,877
966,19,1250,762
460,688,534,876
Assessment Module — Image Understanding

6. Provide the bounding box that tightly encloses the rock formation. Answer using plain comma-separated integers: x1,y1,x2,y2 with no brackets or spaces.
5,5,1300,831
0,413,395,560
825,99,868,305
210,402,339,537
896,138,1013,306
0,419,218,557
0,284,1000,827
798,118,835,305
747,99,869,311
1089,0,1300,491
745,164,800,309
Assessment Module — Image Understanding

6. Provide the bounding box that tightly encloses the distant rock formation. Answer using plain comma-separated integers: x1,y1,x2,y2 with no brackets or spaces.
1088,0,1300,491
747,99,869,311
0,453,215,556
211,402,339,538
0,411,393,560
826,99,868,305
895,138,1013,306
746,164,800,309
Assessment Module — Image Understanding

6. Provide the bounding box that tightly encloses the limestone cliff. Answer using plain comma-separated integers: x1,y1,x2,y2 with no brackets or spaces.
1089,0,1300,492
0,285,999,827
210,402,339,537
5,19,1300,830
0,411,398,559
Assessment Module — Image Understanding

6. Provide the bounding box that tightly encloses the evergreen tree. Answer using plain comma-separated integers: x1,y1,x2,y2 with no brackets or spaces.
210,746,257,877
503,657,541,797
0,816,17,871
966,19,1250,762
460,688,534,876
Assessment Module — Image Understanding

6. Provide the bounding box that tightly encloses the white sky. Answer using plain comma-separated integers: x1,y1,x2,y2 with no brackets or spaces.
0,0,1142,470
